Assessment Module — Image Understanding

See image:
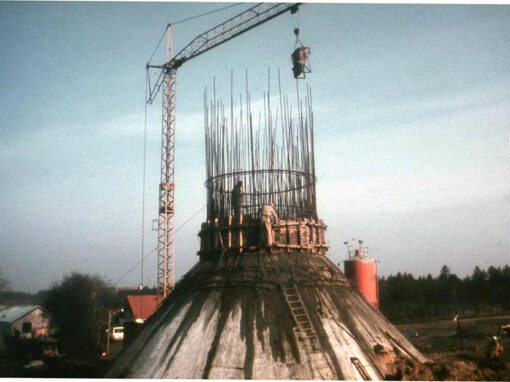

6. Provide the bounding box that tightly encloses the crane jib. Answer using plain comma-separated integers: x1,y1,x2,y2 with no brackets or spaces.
147,3,301,104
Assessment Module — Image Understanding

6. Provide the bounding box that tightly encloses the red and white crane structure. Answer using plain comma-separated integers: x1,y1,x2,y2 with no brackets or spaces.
146,3,305,301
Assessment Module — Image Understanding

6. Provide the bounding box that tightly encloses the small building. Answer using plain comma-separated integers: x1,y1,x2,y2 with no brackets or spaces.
0,305,53,339
125,295,158,324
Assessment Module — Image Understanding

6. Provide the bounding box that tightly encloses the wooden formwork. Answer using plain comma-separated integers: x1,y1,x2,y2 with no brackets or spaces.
198,215,329,259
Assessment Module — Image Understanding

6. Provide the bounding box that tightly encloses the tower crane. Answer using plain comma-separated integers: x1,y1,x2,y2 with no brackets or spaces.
146,3,303,302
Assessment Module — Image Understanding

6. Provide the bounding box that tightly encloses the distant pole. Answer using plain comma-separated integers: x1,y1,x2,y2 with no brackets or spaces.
106,309,112,357
105,308,124,357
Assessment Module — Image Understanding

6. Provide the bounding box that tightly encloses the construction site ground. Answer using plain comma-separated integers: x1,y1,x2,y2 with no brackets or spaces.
1,315,509,379
396,315,510,381
0,341,121,378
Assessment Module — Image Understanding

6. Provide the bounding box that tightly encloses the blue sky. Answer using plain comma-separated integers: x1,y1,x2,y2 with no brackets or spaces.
1,2,509,292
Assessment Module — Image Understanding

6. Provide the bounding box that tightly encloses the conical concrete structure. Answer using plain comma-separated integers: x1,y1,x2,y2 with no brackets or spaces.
107,81,430,379
107,249,429,379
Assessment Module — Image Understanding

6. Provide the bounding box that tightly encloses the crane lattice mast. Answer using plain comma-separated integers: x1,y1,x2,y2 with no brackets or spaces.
147,3,301,302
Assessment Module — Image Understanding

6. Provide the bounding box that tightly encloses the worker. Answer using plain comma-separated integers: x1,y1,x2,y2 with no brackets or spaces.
450,311,464,351
259,202,279,251
231,181,243,216
486,336,504,364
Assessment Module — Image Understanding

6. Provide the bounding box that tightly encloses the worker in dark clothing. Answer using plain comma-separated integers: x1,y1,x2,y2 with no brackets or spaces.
231,181,243,216
259,203,279,251
450,311,464,350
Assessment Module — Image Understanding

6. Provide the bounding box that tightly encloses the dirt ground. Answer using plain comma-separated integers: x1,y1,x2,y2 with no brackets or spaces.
396,315,510,381
1,316,508,379
0,340,122,378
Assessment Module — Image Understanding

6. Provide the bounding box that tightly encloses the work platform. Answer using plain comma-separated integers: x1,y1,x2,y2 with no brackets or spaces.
198,215,329,260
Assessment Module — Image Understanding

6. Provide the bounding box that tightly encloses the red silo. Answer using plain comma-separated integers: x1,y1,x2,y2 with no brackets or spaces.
344,250,379,309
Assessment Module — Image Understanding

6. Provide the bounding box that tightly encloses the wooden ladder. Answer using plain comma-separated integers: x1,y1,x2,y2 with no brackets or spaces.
281,284,334,380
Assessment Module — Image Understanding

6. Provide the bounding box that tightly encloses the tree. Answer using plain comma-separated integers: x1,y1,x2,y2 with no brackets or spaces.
438,265,451,281
44,272,115,355
0,267,9,291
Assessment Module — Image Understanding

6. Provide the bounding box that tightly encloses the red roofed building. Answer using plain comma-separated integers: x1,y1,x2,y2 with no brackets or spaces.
125,295,158,324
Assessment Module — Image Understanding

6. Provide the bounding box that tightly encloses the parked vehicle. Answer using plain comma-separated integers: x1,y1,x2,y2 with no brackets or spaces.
111,326,124,341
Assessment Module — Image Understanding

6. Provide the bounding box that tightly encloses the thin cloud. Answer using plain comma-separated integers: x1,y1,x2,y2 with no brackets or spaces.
318,81,510,131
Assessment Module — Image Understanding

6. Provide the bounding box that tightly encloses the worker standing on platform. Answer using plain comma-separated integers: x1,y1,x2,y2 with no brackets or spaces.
231,181,243,217
260,202,279,251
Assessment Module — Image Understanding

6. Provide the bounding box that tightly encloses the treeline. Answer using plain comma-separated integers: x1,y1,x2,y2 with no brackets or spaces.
379,265,510,323
0,290,48,306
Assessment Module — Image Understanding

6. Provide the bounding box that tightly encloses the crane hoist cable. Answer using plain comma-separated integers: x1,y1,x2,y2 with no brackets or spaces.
294,28,305,48
290,6,310,79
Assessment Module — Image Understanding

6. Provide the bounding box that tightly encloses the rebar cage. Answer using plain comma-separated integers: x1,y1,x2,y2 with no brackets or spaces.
204,71,317,221
205,169,316,219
